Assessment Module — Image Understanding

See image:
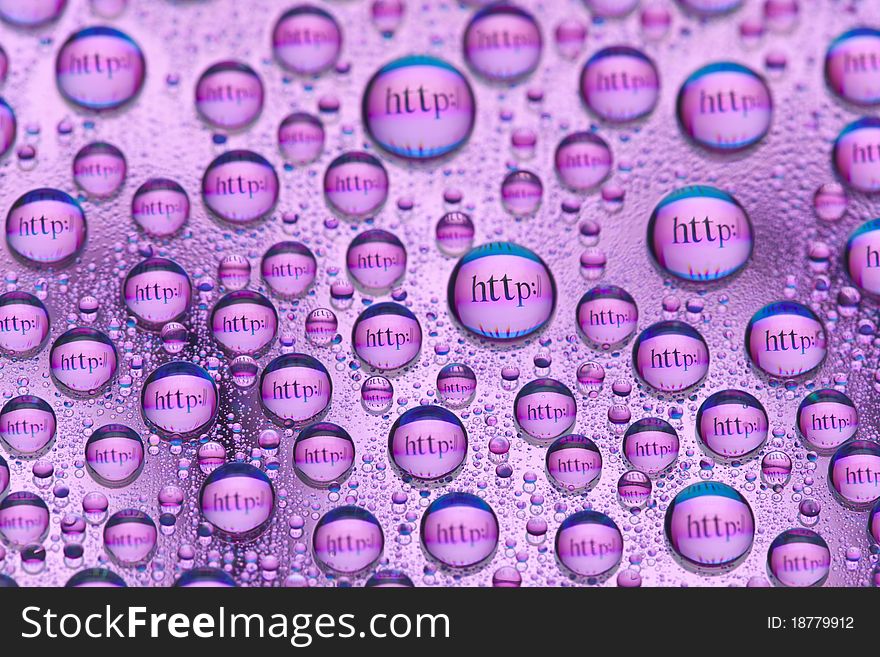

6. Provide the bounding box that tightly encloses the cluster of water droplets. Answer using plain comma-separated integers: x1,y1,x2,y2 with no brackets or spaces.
0,0,878,588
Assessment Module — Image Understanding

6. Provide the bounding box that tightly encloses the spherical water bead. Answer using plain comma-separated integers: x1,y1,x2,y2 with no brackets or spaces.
174,567,236,587
366,569,414,587
696,390,768,459
196,441,226,475
545,434,602,492
500,367,521,394
421,492,498,568
104,509,158,566
798,498,821,528
20,545,46,576
554,132,612,192
0,291,50,356
55,26,145,110
85,424,144,488
812,182,847,222
675,0,742,16
202,150,279,224
50,327,118,396
555,510,622,578
75,296,98,326
602,183,625,209
577,361,605,395
330,279,354,310
388,406,467,480
0,455,7,498
195,61,263,131
210,290,278,355
303,308,337,347
361,375,393,413
259,353,332,427
676,62,772,152
761,450,792,487
745,301,827,377
0,395,56,457
141,361,218,437
832,117,880,193
647,186,753,282
123,257,191,329
157,485,185,516
272,5,342,76
448,242,556,340
576,285,638,348
160,322,187,354
767,528,830,587
580,218,600,244
0,0,65,26
612,568,641,588
607,404,630,427
346,229,406,292
218,254,251,291
0,491,49,547
260,241,317,298
73,142,126,198
641,3,671,40
278,112,325,165
514,378,576,442
554,19,586,61
229,356,257,389
82,491,108,524
65,568,126,587
131,178,189,237
199,462,275,539
32,460,53,487
825,28,880,106
5,188,87,267
665,482,755,570
765,48,789,76
510,128,537,160
501,169,542,217
91,0,126,18
828,440,880,510
437,363,477,407
585,0,639,17
810,245,833,276
352,302,422,370
313,506,384,574
869,501,880,545
796,389,858,454
363,55,476,160
0,98,14,158
580,46,660,123
293,422,355,487
618,470,652,508
632,320,709,392
576,248,604,281
371,0,404,37
323,152,389,218
764,0,798,33
811,241,836,275
462,4,542,83
623,418,680,477
436,211,475,257
845,219,880,297
443,188,463,205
